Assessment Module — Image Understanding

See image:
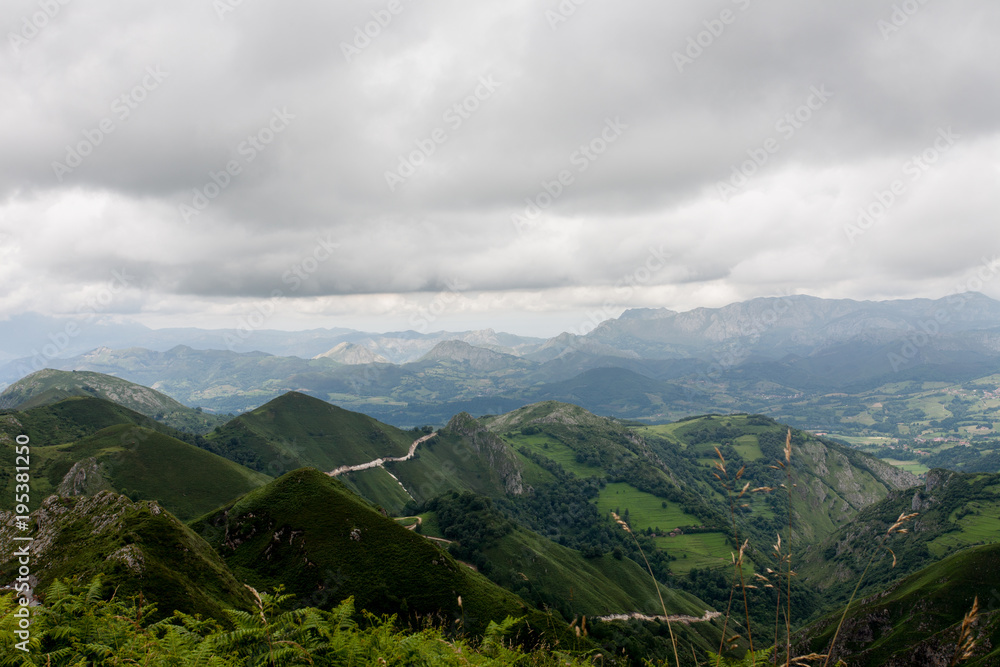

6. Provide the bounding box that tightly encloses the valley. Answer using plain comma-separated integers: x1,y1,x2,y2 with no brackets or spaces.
3,295,1000,665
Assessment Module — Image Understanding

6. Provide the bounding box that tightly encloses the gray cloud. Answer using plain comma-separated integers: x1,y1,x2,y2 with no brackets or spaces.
1,0,998,336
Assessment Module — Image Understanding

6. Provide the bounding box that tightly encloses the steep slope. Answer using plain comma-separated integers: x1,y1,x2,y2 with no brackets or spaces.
349,412,530,511
0,369,225,432
1,423,271,521
205,391,414,476
313,341,389,364
586,294,1000,360
481,404,917,591
798,469,1000,600
205,394,532,514
799,542,1000,666
1,395,176,446
189,468,572,639
0,492,254,621
421,492,715,619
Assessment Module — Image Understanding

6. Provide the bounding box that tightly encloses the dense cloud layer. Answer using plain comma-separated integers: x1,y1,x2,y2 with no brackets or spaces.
1,0,998,335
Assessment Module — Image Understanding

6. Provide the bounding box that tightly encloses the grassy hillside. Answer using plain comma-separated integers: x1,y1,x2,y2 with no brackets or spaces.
421,492,714,616
207,398,532,514
372,413,529,510
1,395,176,446
205,391,414,476
189,467,580,642
0,492,254,622
798,469,1000,602
799,542,1000,666
640,414,919,545
1,423,270,520
0,368,226,432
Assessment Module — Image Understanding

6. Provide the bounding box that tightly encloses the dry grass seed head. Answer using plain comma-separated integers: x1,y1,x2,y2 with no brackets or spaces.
949,596,979,666
888,512,919,535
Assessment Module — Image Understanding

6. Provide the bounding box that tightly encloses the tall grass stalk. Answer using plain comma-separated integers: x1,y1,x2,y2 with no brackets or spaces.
820,511,917,667
612,511,680,667
773,429,793,665
714,447,756,662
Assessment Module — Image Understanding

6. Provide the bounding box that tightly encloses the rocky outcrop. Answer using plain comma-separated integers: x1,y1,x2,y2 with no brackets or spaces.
864,455,921,491
56,457,113,497
443,412,527,495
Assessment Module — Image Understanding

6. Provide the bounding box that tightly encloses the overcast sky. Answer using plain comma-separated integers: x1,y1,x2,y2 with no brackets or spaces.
1,0,998,337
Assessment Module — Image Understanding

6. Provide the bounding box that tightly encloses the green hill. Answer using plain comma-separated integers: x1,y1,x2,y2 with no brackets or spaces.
0,369,226,433
1,395,176,446
1,423,271,520
355,412,531,511
638,413,920,544
205,391,415,476
189,467,579,642
798,469,1000,602
207,395,534,514
0,491,254,622
472,404,922,644
799,542,1000,666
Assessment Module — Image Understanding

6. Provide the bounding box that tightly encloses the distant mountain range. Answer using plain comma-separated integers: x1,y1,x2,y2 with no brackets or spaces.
4,294,1000,431
6,293,1000,369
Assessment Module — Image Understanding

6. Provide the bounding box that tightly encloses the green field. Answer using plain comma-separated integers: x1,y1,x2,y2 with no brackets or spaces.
656,532,733,573
504,432,605,477
927,502,1000,557
632,423,688,448
595,482,700,532
731,434,762,460
882,459,930,475
416,510,445,538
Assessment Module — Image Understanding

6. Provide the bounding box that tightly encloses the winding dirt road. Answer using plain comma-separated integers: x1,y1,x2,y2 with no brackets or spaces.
326,431,437,477
595,610,721,624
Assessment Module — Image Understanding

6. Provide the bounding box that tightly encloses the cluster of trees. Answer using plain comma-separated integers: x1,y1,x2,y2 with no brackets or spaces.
504,449,673,581
421,492,515,574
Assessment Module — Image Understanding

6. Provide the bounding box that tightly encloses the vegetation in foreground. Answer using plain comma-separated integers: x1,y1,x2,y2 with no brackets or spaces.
0,580,598,666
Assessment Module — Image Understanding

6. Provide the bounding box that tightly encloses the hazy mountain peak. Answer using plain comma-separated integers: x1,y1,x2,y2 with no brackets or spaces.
313,342,389,364
618,307,677,320
418,340,522,370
